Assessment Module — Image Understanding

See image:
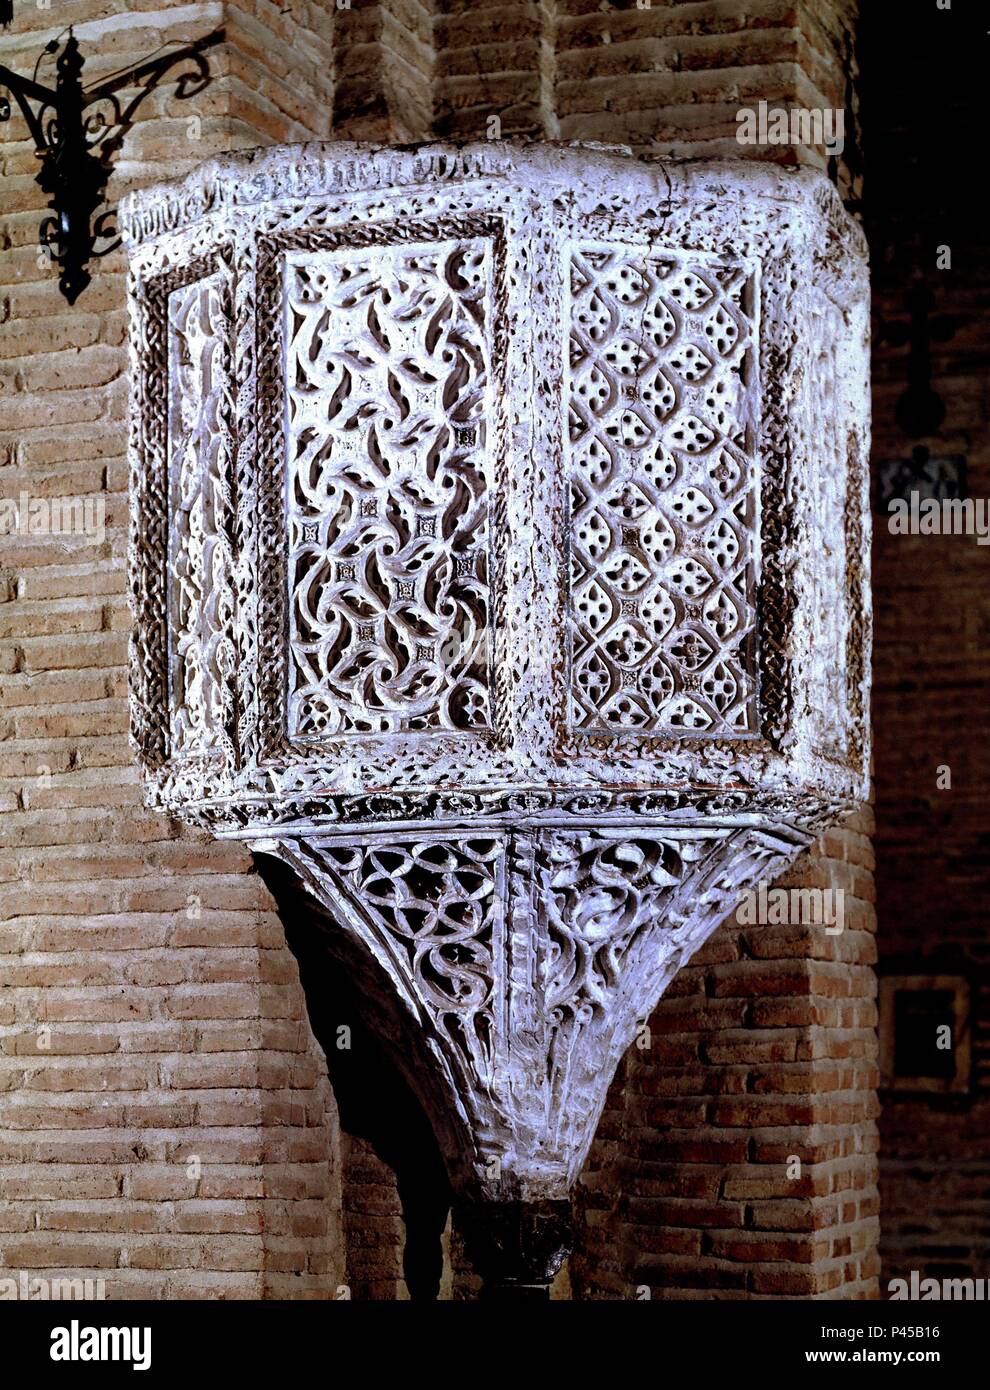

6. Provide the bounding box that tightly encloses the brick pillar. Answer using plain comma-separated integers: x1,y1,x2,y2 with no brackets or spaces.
0,1,342,1299
333,0,436,141
571,815,880,1299
340,1136,408,1299
435,0,558,139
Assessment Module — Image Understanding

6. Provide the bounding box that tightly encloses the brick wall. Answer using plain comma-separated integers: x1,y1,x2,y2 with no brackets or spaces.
553,0,856,166
0,0,344,1300
333,0,436,140
572,826,879,1300
435,0,558,139
861,0,990,1288
1,0,879,1299
433,0,860,196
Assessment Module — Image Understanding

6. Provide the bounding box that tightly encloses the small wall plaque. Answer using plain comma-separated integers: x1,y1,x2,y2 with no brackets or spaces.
879,974,971,1093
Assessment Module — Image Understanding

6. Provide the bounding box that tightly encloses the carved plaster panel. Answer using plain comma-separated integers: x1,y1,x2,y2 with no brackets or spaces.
123,142,871,1209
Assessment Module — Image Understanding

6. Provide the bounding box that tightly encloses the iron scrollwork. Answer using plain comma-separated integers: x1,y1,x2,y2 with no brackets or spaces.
0,27,222,303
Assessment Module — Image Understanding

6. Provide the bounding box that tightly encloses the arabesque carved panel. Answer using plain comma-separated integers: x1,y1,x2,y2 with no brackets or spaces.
284,238,494,739
166,271,233,757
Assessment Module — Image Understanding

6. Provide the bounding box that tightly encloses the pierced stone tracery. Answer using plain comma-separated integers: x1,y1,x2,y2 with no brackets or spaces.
300,835,504,1085
166,270,233,759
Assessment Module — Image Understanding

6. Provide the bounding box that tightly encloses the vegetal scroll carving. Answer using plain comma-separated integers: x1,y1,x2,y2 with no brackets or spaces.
167,273,231,755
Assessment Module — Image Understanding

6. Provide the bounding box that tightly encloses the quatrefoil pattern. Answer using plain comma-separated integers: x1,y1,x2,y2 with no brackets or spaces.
567,248,760,736
284,240,493,738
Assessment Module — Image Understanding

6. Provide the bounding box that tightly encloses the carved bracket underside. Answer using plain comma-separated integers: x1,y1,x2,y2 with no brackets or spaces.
262,818,810,1199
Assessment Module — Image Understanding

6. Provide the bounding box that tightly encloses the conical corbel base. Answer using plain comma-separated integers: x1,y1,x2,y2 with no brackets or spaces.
253,816,812,1222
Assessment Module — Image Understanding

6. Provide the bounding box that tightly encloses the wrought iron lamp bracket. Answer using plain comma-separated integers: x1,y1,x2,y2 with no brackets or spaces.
0,27,222,303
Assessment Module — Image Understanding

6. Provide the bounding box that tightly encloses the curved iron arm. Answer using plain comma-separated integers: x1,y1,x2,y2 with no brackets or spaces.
0,65,57,148
84,30,221,106
0,28,224,303
82,31,222,166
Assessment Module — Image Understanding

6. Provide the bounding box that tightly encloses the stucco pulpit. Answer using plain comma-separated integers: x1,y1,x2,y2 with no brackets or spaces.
122,141,871,1297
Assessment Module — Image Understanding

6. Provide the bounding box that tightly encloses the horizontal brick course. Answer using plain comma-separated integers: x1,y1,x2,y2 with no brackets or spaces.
2,0,877,1301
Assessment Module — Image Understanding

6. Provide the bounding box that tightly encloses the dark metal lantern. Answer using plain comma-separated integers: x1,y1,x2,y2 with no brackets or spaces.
0,28,221,303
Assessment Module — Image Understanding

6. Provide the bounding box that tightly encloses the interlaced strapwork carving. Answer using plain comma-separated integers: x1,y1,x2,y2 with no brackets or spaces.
567,248,759,735
166,273,230,755
285,240,493,738
283,822,807,1192
541,831,704,1029
303,835,503,1084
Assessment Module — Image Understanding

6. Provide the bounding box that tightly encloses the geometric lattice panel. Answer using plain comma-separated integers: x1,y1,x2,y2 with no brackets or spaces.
567,248,759,736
